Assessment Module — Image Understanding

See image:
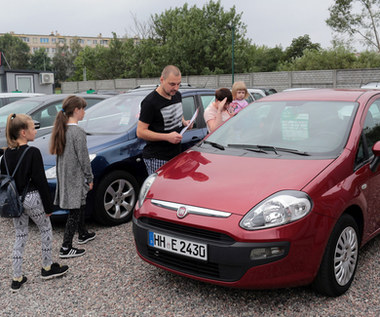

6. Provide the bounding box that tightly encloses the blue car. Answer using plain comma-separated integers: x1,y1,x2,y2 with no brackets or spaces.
32,88,215,225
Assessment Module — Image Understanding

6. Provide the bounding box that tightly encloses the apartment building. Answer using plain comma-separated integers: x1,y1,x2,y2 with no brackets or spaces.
1,31,112,57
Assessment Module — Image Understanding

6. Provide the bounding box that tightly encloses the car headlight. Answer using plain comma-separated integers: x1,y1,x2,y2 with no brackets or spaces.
45,154,97,179
138,173,157,208
240,190,313,230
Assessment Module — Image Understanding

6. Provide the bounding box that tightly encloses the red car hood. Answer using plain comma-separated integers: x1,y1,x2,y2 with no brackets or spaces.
149,150,334,216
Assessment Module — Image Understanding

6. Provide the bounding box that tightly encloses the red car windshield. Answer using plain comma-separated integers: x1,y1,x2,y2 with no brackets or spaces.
207,100,358,157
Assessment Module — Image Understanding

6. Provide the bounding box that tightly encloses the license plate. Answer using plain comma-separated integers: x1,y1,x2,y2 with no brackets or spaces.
148,231,207,261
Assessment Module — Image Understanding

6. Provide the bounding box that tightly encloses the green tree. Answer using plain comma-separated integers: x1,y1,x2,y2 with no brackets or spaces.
29,48,51,71
247,45,285,72
72,46,97,81
326,0,380,52
52,40,83,84
353,50,380,67
73,34,135,80
101,34,129,79
284,35,321,61
278,46,357,71
150,0,251,75
0,33,30,69
123,38,164,78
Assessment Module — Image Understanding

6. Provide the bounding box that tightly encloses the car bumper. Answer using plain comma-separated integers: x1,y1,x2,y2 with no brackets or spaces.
133,200,336,289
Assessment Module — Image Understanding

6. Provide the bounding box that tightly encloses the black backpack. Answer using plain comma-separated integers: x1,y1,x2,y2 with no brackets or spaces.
0,147,30,218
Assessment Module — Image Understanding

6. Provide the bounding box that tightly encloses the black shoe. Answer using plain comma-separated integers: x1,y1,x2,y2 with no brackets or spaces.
78,232,96,245
59,247,86,258
11,276,27,292
41,263,69,279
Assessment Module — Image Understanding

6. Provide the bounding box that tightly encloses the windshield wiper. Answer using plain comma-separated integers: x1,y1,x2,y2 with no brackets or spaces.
227,144,268,154
275,147,310,156
256,145,278,154
228,144,309,156
257,145,310,156
203,140,225,150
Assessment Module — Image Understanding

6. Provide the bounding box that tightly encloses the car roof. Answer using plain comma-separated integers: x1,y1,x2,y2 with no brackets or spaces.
247,88,266,94
258,88,380,102
130,83,193,91
248,87,277,95
10,93,110,104
0,93,44,98
282,88,317,92
361,82,380,89
0,93,111,115
124,87,215,96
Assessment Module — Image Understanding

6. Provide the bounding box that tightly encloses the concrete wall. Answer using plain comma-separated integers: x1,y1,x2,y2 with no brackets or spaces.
61,68,380,94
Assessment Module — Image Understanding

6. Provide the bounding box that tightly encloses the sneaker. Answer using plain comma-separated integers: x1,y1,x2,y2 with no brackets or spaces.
59,247,86,258
78,232,96,245
11,276,27,292
41,263,69,280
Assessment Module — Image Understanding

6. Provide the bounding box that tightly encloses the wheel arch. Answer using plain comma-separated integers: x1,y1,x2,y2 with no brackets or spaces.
93,156,147,194
342,204,364,245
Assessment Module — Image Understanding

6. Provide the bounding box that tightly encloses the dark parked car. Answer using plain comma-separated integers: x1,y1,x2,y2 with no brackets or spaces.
257,87,277,95
134,88,380,296
32,88,215,226
0,93,110,147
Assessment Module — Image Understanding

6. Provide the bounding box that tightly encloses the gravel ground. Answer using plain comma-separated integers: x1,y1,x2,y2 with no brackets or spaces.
0,216,379,317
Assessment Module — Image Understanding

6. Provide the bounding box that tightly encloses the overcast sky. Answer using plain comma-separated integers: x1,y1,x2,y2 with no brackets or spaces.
2,0,337,49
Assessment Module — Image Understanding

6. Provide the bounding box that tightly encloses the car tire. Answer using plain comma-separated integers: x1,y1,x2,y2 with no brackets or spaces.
94,170,138,225
312,214,360,297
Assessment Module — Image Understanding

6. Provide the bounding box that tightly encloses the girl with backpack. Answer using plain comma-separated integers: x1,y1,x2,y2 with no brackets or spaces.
50,95,95,259
1,113,68,292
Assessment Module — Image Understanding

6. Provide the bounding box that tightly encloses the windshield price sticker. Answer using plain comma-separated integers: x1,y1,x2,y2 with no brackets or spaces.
148,231,207,261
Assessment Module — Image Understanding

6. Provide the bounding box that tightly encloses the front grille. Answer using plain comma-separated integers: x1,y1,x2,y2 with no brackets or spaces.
135,217,245,281
147,248,220,278
140,217,235,243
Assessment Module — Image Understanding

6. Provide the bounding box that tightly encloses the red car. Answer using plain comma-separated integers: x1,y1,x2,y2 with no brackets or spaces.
133,89,380,296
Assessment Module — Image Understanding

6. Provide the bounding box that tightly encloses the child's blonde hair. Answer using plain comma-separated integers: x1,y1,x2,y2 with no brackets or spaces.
231,81,249,99
5,113,33,148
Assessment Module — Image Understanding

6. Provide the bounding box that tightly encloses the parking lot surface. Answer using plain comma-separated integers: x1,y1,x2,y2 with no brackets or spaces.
0,217,379,316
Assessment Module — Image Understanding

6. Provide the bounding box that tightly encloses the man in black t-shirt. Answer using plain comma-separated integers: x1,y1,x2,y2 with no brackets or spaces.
137,65,190,175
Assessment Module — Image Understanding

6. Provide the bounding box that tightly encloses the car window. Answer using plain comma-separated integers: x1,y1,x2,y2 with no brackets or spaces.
182,96,196,120
252,93,264,100
200,95,214,109
32,102,62,128
0,100,41,126
355,138,366,166
363,101,380,156
80,94,143,134
85,98,104,107
246,95,254,103
207,100,358,157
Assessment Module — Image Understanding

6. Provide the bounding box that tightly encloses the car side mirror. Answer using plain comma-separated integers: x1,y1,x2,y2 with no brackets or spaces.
370,141,380,172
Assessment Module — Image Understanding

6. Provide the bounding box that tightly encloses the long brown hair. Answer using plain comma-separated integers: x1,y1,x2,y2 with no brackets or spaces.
49,95,87,155
5,113,32,148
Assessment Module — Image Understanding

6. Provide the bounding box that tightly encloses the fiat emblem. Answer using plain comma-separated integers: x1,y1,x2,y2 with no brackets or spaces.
177,206,188,219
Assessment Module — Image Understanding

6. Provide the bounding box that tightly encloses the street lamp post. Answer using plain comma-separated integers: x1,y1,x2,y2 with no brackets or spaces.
228,24,235,85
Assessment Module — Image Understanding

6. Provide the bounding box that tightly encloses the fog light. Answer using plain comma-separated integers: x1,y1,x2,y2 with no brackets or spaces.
250,247,285,260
